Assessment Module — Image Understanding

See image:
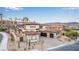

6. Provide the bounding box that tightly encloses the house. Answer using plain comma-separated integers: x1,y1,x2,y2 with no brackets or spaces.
15,21,40,50
16,21,40,41
40,23,64,38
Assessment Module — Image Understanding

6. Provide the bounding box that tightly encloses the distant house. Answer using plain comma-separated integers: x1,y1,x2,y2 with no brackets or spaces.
63,22,79,32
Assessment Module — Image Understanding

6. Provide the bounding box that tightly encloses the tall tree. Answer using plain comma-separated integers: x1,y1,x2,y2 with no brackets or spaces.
0,13,3,21
15,17,17,21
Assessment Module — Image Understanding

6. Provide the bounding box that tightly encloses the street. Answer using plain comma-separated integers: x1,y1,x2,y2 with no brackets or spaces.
0,32,8,51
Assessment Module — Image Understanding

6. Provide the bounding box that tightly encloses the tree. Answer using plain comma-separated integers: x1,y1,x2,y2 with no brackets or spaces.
9,18,12,21
0,13,3,21
15,17,17,21
0,13,4,27
0,26,6,32
10,34,15,41
64,28,72,32
23,17,29,22
63,29,79,40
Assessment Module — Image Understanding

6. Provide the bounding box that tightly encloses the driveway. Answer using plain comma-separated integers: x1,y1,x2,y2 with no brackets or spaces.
39,37,65,50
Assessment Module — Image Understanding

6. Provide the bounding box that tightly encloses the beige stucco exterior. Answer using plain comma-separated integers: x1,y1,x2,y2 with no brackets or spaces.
25,25,39,31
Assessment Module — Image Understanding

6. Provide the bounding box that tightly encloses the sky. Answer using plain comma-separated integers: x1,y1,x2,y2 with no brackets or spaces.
0,7,79,23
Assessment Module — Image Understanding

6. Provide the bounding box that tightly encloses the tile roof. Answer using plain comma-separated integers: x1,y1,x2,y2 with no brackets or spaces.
17,21,39,25
40,29,61,33
25,31,40,35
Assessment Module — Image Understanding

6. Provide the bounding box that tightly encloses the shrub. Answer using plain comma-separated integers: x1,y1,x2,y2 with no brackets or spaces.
10,34,15,41
63,29,79,40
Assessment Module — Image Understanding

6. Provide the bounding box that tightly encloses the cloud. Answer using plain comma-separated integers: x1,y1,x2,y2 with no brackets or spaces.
5,7,23,11
62,7,79,10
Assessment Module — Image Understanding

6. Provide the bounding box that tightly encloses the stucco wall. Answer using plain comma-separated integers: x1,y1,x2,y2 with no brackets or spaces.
23,34,39,42
25,25,39,31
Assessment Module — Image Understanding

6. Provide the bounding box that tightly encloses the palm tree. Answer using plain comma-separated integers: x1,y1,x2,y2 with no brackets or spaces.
9,18,12,21
0,13,3,27
0,13,3,21
15,17,17,21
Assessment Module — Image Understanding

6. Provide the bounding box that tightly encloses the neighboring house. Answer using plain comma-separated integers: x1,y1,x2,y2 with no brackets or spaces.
40,23,64,38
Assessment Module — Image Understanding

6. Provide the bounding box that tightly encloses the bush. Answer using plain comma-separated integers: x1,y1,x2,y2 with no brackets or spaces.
10,34,15,41
63,29,79,40
0,26,7,32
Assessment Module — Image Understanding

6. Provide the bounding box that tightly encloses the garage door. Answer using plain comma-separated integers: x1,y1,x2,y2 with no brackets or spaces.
40,32,47,37
50,33,54,38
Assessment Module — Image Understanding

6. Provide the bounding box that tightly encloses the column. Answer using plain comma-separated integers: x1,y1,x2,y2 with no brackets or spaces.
47,33,50,38
53,33,57,38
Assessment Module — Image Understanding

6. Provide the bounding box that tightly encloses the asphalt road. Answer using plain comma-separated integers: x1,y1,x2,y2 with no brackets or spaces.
0,32,8,51
48,39,79,51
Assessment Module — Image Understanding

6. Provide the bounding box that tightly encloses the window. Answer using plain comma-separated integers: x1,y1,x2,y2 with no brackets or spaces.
20,37,23,42
30,25,36,28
